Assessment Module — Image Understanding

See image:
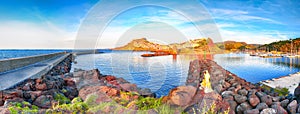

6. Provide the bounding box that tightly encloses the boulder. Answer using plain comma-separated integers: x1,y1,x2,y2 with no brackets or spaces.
260,95,273,106
280,99,289,108
164,86,197,107
35,83,47,91
79,86,118,100
256,102,268,111
260,108,276,114
33,95,54,108
234,94,247,104
236,102,252,114
244,109,259,114
248,91,260,107
238,89,248,96
271,103,287,114
287,100,297,114
222,91,234,98
120,83,138,92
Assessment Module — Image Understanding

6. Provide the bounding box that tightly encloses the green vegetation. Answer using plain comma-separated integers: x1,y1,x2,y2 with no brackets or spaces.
135,97,162,110
8,101,39,114
261,84,289,97
53,92,71,104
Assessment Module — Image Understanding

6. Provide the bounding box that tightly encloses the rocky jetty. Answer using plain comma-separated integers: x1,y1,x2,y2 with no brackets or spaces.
172,59,300,114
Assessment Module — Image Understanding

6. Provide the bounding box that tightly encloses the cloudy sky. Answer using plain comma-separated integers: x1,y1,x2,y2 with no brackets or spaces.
0,0,299,49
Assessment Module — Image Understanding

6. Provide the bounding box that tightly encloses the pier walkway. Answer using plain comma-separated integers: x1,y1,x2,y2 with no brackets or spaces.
0,53,70,90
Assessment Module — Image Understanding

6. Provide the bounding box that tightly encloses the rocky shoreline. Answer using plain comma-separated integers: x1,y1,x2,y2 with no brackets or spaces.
1,58,300,114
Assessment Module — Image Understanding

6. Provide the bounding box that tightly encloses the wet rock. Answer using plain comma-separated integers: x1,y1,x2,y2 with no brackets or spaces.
260,95,273,106
238,89,248,96
280,99,289,108
234,94,247,104
120,83,138,92
166,86,197,106
256,102,268,111
236,102,252,114
287,100,297,114
271,103,287,114
33,95,54,108
260,108,276,114
248,91,260,107
244,109,259,114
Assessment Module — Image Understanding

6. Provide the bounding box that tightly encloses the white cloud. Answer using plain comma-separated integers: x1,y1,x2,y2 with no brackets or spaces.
219,29,285,44
0,21,75,49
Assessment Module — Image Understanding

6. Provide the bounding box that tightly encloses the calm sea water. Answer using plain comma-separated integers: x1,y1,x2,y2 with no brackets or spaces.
0,50,67,60
72,52,300,97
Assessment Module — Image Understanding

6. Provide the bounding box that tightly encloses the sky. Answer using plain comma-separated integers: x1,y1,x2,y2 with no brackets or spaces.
0,0,299,49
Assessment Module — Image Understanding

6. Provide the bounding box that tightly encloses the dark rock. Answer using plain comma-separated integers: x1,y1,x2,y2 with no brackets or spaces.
244,109,259,114
234,94,247,104
238,89,248,96
256,102,268,111
33,95,54,108
280,99,289,108
260,108,276,114
297,104,300,113
3,97,24,107
120,83,138,92
294,84,300,103
271,103,287,114
255,91,265,98
222,91,234,98
260,95,273,106
227,100,237,114
236,102,252,114
287,100,297,114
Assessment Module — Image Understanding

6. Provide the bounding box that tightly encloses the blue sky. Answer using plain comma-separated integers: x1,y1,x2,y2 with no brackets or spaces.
0,0,299,48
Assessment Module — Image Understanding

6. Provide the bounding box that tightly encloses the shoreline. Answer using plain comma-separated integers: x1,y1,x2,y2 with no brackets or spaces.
260,72,300,94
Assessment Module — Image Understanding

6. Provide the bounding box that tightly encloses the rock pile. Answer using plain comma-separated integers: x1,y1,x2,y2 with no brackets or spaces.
183,59,300,114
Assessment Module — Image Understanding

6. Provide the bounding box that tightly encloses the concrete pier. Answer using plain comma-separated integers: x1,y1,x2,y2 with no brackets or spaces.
260,72,300,94
0,52,65,73
0,53,71,90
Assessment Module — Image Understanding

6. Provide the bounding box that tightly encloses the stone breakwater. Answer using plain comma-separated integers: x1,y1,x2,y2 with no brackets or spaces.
163,59,300,114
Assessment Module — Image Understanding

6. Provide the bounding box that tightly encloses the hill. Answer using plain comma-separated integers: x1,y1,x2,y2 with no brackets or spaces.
258,37,300,53
113,38,222,54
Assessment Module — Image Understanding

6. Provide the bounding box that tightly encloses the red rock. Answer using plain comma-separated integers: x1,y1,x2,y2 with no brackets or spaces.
79,86,117,101
64,78,75,87
36,83,47,91
167,86,197,106
248,92,260,107
36,79,42,83
105,75,116,81
120,83,138,92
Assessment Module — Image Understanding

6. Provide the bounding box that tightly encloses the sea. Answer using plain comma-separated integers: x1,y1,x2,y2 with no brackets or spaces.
1,50,300,97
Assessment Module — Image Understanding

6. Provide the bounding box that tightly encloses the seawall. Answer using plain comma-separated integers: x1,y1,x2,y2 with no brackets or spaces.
0,52,66,73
